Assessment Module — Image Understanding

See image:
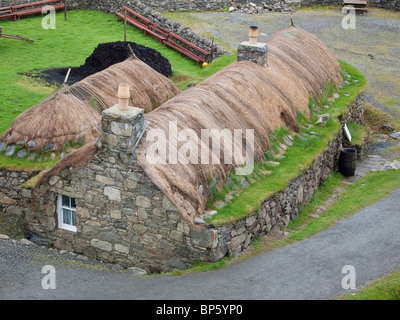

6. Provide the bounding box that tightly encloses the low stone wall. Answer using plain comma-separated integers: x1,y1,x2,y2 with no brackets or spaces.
0,169,38,237
206,92,365,261
1,0,399,12
0,169,37,213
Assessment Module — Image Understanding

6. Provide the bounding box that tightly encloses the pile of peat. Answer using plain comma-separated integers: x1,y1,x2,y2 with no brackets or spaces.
35,41,173,85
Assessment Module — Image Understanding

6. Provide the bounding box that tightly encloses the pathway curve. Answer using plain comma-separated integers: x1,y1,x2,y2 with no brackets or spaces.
1,186,400,300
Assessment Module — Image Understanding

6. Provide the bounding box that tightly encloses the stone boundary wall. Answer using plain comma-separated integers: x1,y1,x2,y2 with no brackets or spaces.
0,0,399,12
0,169,38,237
0,169,38,214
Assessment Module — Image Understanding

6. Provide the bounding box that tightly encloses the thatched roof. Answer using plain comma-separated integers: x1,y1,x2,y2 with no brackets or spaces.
1,58,179,151
35,27,343,225
135,27,343,223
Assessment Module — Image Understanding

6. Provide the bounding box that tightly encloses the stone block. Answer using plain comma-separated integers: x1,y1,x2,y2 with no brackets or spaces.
111,121,133,137
91,239,112,252
115,243,130,254
190,227,218,249
104,187,121,202
170,230,184,242
136,195,151,208
230,233,247,251
96,175,115,185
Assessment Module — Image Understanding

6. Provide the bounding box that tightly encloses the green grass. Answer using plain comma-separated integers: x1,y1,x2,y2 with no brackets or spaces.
346,121,368,146
266,168,400,249
344,269,400,300
207,60,366,226
0,9,235,170
0,10,234,134
0,153,57,171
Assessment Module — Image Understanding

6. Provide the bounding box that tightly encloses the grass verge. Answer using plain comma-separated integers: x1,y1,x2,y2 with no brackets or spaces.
343,269,400,300
167,167,400,276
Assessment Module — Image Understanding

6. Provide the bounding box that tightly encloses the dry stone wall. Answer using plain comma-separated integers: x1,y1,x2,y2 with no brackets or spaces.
0,0,399,12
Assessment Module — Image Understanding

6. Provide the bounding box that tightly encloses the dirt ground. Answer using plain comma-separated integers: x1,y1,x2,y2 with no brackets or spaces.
166,8,400,120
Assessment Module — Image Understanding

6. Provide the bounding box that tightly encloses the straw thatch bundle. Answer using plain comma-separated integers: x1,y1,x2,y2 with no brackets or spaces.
1,84,101,151
136,27,343,223
1,58,179,151
72,57,180,114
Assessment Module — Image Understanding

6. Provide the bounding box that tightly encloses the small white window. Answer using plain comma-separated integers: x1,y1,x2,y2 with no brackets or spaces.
57,195,77,232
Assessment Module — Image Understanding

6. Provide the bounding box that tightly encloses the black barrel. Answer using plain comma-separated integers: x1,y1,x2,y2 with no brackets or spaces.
339,148,357,177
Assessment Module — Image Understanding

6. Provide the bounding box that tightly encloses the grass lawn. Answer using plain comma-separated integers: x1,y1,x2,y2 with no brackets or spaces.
0,9,236,170
0,9,235,136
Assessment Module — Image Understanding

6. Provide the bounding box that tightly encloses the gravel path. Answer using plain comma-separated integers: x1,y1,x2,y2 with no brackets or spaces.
1,187,400,300
185,8,400,119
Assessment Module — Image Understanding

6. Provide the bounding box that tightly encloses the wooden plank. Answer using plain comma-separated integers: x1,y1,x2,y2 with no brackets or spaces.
144,28,166,42
12,0,63,10
342,0,367,5
124,9,127,42
168,33,209,56
163,40,204,62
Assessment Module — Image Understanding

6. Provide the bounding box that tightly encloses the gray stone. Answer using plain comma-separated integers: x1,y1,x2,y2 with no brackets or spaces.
127,267,147,276
115,244,130,254
16,148,29,159
104,187,121,202
240,178,249,188
316,113,331,126
194,217,206,224
27,140,36,148
91,239,112,251
20,238,35,246
389,132,400,140
136,195,151,208
382,124,395,133
190,228,218,249
0,141,6,153
101,227,121,243
5,145,16,157
43,143,54,151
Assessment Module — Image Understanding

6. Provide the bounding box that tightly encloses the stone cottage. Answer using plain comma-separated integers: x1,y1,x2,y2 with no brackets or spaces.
1,26,365,272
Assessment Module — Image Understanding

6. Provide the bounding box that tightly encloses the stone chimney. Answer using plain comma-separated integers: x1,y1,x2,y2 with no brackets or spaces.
237,26,268,67
100,84,147,165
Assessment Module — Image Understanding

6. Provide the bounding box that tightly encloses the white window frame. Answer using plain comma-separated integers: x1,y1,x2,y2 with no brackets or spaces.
57,195,77,232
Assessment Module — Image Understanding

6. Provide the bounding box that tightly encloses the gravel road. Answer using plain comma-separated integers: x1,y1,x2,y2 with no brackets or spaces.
181,8,400,119
1,187,400,300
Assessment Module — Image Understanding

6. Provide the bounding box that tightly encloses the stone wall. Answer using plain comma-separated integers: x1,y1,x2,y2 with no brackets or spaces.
1,0,399,12
0,169,38,237
207,92,365,262
0,169,38,214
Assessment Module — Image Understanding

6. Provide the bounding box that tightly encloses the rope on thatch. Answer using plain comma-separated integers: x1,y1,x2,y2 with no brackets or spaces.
1,58,180,152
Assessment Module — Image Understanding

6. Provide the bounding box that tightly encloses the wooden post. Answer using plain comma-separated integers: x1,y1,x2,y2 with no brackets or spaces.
124,9,127,42
64,0,67,21
209,37,214,63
